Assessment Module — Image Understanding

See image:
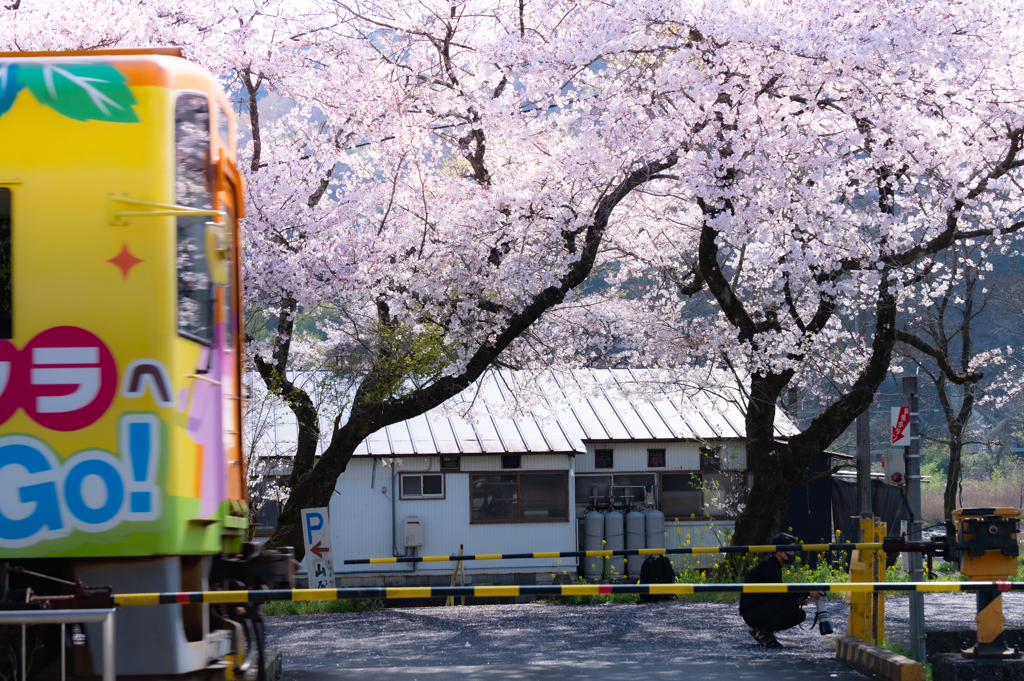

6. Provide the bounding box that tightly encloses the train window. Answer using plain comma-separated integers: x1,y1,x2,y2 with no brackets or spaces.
175,94,214,345
0,188,9,339
216,103,231,148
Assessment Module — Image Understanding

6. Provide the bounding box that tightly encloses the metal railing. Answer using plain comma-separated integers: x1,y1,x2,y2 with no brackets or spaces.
0,609,115,681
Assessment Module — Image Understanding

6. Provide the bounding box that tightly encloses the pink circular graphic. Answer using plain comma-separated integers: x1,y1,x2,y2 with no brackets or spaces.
0,340,20,425
22,327,118,431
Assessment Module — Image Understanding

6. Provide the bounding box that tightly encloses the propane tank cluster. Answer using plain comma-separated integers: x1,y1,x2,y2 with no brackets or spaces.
582,484,664,580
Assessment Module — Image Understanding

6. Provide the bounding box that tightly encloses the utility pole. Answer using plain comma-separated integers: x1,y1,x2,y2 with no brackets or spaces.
903,376,926,661
856,310,872,530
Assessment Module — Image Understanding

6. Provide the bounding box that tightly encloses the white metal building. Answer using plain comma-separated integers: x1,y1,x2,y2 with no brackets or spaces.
247,369,799,586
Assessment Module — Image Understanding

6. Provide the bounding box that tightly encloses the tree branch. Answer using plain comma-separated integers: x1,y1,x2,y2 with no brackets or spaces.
894,330,984,385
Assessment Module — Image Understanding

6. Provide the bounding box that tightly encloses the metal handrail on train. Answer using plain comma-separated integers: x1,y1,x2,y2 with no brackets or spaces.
0,609,115,681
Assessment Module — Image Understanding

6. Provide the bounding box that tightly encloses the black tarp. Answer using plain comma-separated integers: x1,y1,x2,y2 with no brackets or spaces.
831,476,911,567
780,453,836,569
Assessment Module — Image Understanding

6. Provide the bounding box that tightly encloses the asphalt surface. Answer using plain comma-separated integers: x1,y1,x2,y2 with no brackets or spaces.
264,593,1024,680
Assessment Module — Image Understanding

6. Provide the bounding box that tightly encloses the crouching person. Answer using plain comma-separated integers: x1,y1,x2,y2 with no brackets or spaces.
739,532,824,648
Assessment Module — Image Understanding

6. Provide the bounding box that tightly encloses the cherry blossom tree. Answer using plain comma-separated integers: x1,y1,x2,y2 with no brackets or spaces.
558,0,1024,546
235,0,687,552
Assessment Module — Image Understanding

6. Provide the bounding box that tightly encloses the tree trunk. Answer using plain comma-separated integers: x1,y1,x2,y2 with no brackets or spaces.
944,438,963,519
264,412,375,557
729,275,898,552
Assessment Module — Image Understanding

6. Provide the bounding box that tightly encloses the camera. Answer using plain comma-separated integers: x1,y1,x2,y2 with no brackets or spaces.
814,598,833,635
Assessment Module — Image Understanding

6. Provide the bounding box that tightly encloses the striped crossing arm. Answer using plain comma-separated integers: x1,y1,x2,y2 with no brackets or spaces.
111,580,1023,606
343,543,885,564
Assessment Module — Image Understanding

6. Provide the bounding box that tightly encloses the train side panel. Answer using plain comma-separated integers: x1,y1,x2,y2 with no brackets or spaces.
0,55,246,561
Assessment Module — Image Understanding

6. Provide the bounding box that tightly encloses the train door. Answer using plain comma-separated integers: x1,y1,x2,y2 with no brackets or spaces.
212,101,245,506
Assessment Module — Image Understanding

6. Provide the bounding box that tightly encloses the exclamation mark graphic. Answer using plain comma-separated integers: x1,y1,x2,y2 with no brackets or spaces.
129,420,152,513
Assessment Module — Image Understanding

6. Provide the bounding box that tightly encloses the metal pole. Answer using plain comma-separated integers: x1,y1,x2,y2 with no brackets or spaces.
903,376,926,662
61,622,65,681
856,311,873,530
101,609,115,681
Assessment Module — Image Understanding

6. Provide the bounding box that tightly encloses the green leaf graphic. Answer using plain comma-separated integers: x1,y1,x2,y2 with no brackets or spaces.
19,62,138,123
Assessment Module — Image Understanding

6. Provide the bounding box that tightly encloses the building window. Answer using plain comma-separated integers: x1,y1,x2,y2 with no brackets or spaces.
575,473,657,506
595,449,614,469
400,473,445,499
501,454,521,469
661,472,703,518
700,446,721,471
702,472,741,517
660,471,740,519
647,449,666,468
575,475,611,505
440,455,460,470
471,472,568,523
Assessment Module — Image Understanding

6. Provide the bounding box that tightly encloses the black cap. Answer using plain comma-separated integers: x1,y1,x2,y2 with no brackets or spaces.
771,532,796,546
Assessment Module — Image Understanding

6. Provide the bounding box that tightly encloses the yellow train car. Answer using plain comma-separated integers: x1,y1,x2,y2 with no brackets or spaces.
0,48,273,678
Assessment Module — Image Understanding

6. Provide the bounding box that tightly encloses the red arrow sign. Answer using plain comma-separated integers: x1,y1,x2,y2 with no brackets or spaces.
310,541,330,559
892,406,910,444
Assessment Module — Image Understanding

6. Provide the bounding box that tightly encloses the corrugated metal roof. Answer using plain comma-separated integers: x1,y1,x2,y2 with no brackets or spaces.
246,369,800,459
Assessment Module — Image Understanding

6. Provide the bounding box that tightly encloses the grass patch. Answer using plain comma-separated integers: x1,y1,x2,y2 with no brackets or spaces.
671,566,739,602
262,599,383,616
878,638,933,681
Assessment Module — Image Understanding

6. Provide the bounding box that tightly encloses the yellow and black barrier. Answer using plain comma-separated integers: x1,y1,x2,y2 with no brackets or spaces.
111,580,1024,606
343,542,886,565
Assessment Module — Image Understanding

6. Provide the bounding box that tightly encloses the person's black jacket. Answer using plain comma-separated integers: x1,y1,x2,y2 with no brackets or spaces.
738,556,809,614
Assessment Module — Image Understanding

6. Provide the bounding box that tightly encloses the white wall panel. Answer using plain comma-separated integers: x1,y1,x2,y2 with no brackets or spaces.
664,520,736,570
330,459,576,575
573,441,746,473
461,453,570,472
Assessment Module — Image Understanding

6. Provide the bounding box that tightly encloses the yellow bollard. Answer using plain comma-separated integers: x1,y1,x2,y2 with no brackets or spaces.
846,515,886,644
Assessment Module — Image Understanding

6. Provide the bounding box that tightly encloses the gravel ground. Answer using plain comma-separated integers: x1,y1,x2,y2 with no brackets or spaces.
264,593,1023,680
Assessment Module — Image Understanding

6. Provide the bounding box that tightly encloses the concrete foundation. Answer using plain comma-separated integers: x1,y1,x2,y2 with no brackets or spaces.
925,629,1023,658
931,653,1024,681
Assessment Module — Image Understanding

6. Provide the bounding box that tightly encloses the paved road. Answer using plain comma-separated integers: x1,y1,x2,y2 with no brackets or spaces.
266,598,871,680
